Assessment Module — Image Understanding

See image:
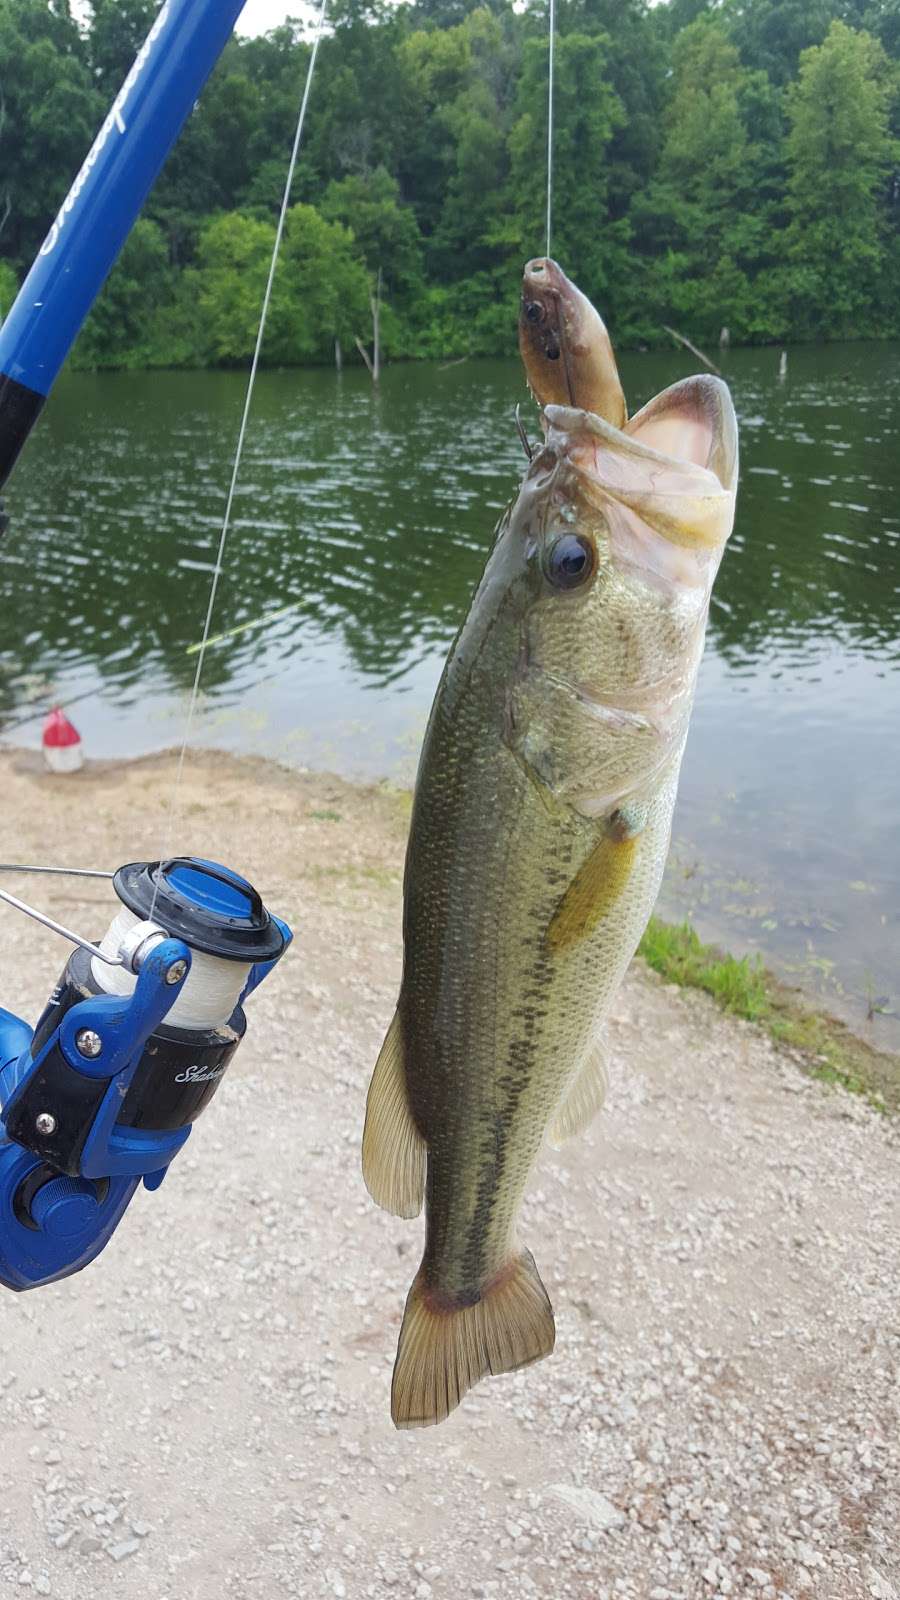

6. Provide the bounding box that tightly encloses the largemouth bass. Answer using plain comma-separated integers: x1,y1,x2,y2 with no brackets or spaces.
363,259,738,1429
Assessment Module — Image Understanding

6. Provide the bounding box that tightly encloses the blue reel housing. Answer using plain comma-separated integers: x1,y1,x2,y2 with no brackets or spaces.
0,857,290,1291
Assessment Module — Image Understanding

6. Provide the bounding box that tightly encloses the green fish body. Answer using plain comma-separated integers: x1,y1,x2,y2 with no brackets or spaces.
363,299,738,1430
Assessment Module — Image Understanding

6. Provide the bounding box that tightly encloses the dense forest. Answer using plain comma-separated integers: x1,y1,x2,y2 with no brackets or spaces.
1,0,899,368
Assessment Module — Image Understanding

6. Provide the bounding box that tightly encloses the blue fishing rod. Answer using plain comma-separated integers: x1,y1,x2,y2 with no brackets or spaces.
0,0,250,488
0,0,296,1289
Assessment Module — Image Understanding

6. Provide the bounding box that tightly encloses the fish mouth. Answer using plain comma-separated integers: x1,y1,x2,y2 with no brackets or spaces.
544,375,739,557
625,374,739,495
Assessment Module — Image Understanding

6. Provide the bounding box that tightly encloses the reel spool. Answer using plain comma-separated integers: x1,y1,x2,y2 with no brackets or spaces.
0,857,290,1291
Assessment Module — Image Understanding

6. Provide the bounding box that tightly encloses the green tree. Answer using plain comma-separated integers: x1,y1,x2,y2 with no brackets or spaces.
507,32,626,299
721,0,837,83
321,167,425,304
0,0,99,268
631,18,786,342
527,0,666,224
783,20,897,335
273,203,373,361
0,259,18,320
424,9,519,281
87,0,157,97
395,16,486,243
189,212,278,365
74,219,173,368
1,0,899,369
304,0,416,190
190,206,371,367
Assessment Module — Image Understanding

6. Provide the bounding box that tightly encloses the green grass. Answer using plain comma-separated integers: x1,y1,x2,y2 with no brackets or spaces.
638,916,900,1113
639,917,770,1018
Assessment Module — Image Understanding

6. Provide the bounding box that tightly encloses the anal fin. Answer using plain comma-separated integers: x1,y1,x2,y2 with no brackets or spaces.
550,1033,609,1145
361,1008,425,1219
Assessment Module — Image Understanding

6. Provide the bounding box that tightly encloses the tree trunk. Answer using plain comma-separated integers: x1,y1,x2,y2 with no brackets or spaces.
370,266,382,385
355,337,375,378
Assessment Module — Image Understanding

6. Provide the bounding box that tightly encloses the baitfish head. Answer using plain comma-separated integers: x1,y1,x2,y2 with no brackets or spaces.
518,257,627,428
494,368,738,818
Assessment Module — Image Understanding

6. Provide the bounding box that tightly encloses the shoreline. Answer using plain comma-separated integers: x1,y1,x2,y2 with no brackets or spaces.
638,916,900,1115
64,329,900,379
3,743,895,1109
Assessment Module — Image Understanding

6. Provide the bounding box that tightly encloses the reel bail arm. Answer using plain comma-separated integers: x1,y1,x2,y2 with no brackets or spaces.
0,856,291,1291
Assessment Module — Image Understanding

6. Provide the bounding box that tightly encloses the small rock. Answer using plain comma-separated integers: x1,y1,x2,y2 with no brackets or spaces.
107,1540,140,1563
550,1484,625,1531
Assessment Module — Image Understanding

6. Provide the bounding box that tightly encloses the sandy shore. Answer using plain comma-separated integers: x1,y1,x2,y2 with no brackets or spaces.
0,748,897,1600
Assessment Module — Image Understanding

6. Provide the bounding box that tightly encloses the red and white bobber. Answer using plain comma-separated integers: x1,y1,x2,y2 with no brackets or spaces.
42,707,83,774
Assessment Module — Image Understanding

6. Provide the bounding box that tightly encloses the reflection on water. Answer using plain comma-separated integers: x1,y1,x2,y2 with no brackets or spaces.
1,348,898,1048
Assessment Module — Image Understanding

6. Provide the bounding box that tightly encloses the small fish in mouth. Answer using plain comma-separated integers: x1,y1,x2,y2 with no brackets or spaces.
362,259,739,1428
519,256,627,427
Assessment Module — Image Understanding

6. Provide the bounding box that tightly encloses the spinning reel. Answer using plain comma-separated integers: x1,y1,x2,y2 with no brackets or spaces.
0,857,290,1290
0,0,300,1293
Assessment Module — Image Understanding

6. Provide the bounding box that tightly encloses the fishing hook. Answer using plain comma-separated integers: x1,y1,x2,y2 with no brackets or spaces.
515,403,534,462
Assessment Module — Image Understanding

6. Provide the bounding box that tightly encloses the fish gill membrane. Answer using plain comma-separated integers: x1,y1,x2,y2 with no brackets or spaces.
362,268,739,1430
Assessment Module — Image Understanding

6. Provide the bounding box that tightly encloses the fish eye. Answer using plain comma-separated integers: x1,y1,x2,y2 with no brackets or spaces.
524,300,545,324
544,533,596,591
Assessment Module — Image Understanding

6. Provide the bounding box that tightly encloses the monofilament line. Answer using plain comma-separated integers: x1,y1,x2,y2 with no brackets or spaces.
151,0,329,915
546,0,555,258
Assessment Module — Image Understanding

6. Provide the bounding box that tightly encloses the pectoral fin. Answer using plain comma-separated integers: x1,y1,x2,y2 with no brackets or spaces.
361,1008,426,1219
550,1033,609,1145
546,817,642,954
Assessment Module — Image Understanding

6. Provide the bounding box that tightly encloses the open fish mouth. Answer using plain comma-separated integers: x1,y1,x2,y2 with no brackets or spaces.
519,259,738,570
540,376,738,594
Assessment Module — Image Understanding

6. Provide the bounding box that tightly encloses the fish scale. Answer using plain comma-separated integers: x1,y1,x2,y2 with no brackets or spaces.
362,260,739,1429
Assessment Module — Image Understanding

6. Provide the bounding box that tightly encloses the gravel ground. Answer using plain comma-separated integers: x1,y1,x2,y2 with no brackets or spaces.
0,748,897,1600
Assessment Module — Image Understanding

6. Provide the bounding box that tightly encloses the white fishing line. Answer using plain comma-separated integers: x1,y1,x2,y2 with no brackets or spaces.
546,0,556,258
151,0,330,921
91,907,249,1031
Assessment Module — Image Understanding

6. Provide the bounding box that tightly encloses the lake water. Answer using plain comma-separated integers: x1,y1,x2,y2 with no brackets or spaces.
1,349,898,1049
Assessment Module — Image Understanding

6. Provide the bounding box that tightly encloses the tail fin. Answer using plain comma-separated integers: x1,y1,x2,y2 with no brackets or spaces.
391,1250,555,1429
